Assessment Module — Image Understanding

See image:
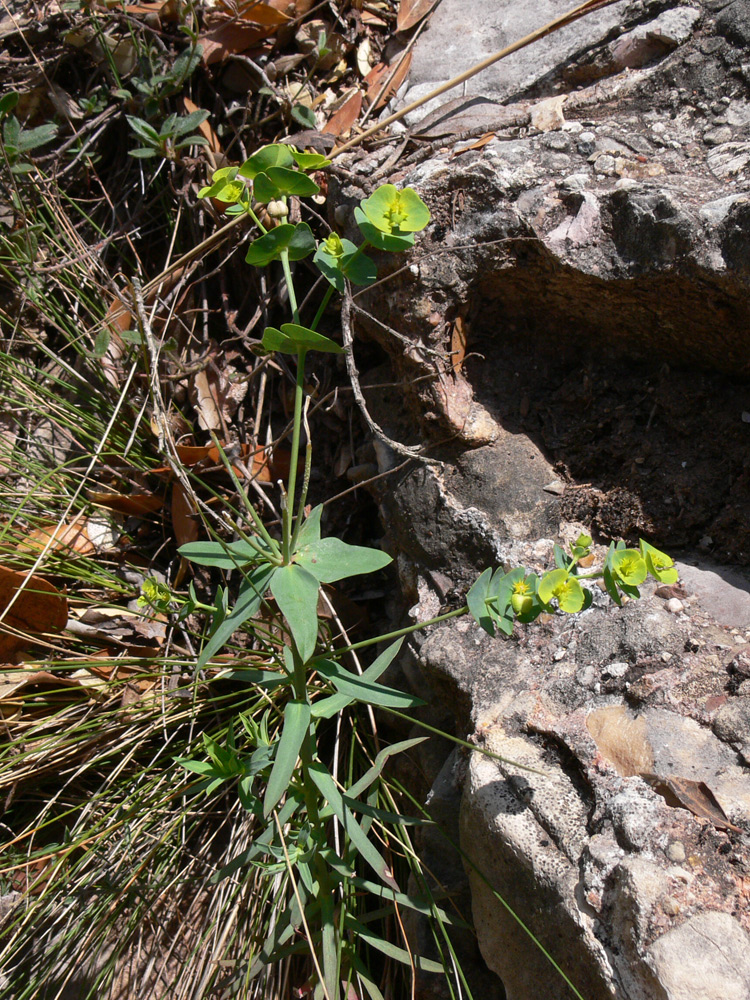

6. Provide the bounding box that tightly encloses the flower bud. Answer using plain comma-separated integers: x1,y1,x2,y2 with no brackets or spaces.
266,199,289,219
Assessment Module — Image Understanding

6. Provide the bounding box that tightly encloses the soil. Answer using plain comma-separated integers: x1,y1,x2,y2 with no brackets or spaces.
464,329,750,565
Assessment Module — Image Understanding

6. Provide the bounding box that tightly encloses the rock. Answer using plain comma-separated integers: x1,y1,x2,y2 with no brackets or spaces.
646,912,750,999
342,0,750,996
716,0,750,47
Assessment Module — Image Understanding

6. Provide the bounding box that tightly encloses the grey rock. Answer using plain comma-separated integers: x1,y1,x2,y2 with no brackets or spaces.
716,0,750,47
703,124,734,145
646,912,750,999
675,559,750,628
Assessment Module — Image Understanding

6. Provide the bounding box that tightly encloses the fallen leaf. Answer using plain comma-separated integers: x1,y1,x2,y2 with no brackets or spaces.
0,668,91,722
172,482,200,546
397,0,437,33
88,491,164,517
199,17,277,65
0,565,68,661
451,132,497,157
642,773,743,833
450,315,467,372
217,0,290,26
364,53,412,111
189,365,249,432
180,96,223,156
323,91,362,137
18,515,117,557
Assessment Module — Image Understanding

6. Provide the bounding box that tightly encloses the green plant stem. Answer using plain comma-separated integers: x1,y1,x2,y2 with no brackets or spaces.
283,347,307,561
309,284,335,331
321,605,469,661
280,247,300,325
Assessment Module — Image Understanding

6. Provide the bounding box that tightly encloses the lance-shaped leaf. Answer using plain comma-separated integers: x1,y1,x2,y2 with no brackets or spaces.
198,563,275,668
316,658,424,710
270,563,319,662
263,700,311,817
179,538,269,569
262,323,343,355
245,222,316,267
311,638,403,718
295,536,391,583
344,915,444,972
308,761,399,890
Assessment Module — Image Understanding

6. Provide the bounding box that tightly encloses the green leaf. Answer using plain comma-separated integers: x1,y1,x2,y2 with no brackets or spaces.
0,92,19,117
289,148,331,171
342,249,377,286
315,659,424,710
295,536,390,583
314,246,346,292
263,700,311,817
291,104,317,129
354,207,415,252
3,115,20,148
126,115,160,143
239,143,294,180
270,563,319,662
640,539,678,584
553,543,569,571
245,222,316,267
311,638,403,719
360,184,430,234
295,504,322,548
253,171,280,204
262,324,343,355
173,109,210,135
16,123,57,152
265,166,320,197
308,762,399,890
467,567,494,636
129,148,160,159
174,135,209,150
198,563,275,668
179,538,269,568
345,915,443,972
347,737,427,799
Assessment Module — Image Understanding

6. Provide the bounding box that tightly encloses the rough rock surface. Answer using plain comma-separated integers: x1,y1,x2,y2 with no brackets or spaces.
338,1,750,997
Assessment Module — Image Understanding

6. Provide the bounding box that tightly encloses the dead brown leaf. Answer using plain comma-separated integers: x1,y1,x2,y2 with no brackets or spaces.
643,773,743,833
364,52,412,111
450,315,467,372
217,0,290,25
88,491,164,517
0,668,91,722
199,15,278,65
0,565,68,661
181,96,223,156
451,132,497,157
17,514,118,558
172,482,200,547
396,0,437,33
323,91,362,137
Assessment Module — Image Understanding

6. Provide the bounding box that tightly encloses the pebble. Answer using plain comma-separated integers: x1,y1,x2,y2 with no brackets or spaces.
666,598,684,614
703,125,733,146
666,840,686,863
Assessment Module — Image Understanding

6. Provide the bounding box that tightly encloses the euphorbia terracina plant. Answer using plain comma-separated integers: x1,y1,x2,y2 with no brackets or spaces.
147,144,679,1000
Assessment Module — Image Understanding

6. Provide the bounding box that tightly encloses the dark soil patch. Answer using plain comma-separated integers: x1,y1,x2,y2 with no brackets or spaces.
465,332,750,564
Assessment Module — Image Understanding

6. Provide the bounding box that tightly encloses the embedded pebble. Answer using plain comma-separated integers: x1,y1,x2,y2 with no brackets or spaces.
666,598,684,614
666,840,686,863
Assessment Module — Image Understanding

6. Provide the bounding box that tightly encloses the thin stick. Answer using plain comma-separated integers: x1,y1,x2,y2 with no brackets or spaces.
332,0,622,156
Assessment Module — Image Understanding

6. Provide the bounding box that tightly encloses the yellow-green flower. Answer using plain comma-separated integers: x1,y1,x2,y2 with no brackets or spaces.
538,569,585,612
360,184,430,234
611,549,647,586
640,540,679,584
511,578,534,616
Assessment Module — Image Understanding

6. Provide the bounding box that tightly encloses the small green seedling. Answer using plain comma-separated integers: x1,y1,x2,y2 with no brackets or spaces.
127,110,210,161
0,91,58,175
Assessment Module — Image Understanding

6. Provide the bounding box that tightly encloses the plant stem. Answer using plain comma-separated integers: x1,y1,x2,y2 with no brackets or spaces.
321,605,469,660
283,347,307,561
310,285,334,332
280,247,300,325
